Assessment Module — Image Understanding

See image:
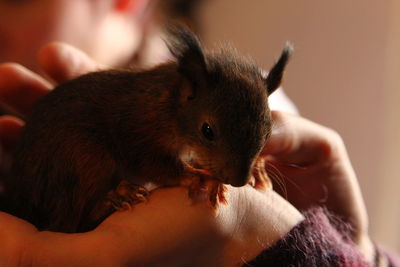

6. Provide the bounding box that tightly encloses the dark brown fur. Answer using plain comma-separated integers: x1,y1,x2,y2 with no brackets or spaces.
3,25,292,232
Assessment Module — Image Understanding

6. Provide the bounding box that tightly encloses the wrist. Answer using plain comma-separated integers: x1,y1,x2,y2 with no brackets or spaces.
217,186,304,265
356,233,375,265
248,207,370,266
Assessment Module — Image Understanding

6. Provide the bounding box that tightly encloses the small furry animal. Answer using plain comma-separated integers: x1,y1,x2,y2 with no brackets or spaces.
3,25,292,233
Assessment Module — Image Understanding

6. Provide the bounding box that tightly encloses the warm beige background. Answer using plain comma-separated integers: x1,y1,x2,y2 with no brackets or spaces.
199,0,400,251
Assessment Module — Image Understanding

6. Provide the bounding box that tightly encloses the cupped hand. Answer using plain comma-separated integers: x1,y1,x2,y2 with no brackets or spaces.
0,184,303,267
263,110,373,261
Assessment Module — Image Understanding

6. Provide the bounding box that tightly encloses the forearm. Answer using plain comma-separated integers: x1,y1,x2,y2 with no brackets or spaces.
218,187,304,265
2,187,224,267
0,186,304,267
25,231,122,267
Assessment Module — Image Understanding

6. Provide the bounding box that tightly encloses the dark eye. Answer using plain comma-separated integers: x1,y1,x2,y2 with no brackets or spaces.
201,123,214,141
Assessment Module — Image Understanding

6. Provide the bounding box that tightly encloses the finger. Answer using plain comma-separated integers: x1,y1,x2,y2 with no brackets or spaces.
38,42,102,84
0,63,52,115
0,115,24,151
262,111,338,166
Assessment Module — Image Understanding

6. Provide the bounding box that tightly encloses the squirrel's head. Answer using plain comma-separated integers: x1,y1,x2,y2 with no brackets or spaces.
166,24,292,186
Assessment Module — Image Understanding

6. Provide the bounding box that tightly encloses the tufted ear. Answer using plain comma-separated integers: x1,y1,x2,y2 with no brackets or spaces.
165,24,208,98
265,43,293,95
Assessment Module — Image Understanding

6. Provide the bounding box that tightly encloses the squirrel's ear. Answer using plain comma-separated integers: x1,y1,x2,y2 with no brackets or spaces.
265,43,293,95
165,24,207,96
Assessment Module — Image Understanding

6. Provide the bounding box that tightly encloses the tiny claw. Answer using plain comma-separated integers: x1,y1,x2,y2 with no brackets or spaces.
108,198,122,209
137,187,148,194
252,157,272,189
106,181,149,211
216,184,227,205
135,193,148,203
208,182,227,207
183,176,227,207
121,201,133,211
248,176,256,187
187,178,208,201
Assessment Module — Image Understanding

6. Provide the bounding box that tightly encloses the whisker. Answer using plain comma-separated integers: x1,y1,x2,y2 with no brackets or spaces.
264,161,287,199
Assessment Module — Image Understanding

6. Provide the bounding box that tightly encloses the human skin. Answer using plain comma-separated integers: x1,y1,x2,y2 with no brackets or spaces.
0,0,154,171
0,0,149,71
263,111,375,263
0,185,302,267
0,44,374,265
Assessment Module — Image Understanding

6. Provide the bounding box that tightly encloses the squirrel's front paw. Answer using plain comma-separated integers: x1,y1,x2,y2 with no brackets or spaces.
249,157,272,189
106,180,149,211
181,174,227,207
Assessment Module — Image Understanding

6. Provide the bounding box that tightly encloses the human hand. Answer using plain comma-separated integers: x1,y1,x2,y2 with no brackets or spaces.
262,111,374,261
0,43,100,173
0,185,303,267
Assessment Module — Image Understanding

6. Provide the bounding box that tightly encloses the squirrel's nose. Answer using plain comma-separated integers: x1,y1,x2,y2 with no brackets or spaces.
226,167,251,187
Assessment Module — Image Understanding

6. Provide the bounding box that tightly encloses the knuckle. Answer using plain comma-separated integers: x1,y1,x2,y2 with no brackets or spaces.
325,127,342,142
319,126,345,160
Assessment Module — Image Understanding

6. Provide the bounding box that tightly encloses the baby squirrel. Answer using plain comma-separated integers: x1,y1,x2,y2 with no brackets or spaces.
4,25,292,233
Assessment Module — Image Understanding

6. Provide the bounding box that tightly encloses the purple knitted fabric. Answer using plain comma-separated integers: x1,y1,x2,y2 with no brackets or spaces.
245,207,369,267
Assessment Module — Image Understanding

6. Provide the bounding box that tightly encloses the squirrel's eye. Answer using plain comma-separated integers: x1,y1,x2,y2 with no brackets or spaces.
201,123,214,141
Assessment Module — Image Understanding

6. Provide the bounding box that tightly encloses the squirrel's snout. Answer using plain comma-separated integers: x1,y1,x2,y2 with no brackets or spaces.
224,167,251,187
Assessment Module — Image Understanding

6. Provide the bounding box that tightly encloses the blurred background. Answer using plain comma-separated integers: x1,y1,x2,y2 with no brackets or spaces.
198,0,400,251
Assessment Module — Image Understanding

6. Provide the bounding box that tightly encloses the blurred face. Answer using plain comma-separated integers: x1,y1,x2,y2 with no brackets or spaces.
0,0,143,71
